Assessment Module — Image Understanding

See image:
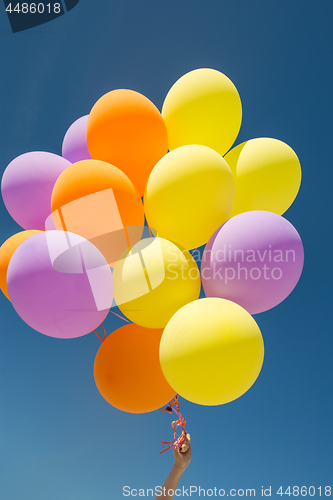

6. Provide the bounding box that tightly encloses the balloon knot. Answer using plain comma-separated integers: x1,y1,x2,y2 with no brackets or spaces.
159,395,187,454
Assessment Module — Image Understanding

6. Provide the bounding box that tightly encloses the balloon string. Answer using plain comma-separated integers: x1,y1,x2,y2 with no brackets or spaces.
94,310,131,342
94,325,107,343
110,310,131,323
58,207,68,232
159,395,187,454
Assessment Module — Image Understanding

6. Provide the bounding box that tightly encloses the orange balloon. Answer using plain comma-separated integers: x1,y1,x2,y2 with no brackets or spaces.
51,159,145,266
94,323,176,413
0,230,41,300
86,89,168,196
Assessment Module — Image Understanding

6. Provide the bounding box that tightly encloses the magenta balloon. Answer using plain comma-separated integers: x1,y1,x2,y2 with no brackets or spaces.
7,231,113,339
1,152,71,230
201,211,304,314
62,115,92,163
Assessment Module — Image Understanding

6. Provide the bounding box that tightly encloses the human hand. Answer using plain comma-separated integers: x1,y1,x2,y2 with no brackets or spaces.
173,433,191,471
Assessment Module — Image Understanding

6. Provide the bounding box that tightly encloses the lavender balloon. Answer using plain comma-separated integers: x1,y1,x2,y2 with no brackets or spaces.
1,152,71,230
7,231,113,338
201,211,304,314
62,115,92,163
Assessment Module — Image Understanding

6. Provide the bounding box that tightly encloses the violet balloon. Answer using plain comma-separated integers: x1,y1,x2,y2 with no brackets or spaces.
62,115,92,163
7,231,113,339
1,152,71,230
201,211,304,314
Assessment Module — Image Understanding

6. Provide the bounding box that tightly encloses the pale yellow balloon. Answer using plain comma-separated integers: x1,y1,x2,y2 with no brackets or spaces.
224,138,302,216
162,68,242,156
144,145,235,250
160,298,264,406
113,237,201,329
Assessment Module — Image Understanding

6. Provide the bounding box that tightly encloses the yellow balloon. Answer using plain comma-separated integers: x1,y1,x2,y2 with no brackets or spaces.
144,145,235,250
113,237,201,329
160,298,264,405
162,68,242,156
225,138,302,216
0,230,41,300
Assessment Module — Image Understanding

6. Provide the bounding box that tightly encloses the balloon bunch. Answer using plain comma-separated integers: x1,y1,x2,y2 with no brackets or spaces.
0,68,304,451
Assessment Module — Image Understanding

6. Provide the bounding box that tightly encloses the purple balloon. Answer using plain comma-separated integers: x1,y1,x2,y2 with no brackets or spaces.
62,115,92,163
7,231,113,339
201,211,304,314
1,152,71,230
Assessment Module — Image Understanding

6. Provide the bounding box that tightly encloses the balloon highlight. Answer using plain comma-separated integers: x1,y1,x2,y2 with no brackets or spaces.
87,89,168,195
162,68,242,156
225,138,302,216
94,323,176,413
1,152,71,230
51,159,144,266
7,231,113,338
145,145,235,250
160,298,264,405
113,237,201,328
201,211,304,314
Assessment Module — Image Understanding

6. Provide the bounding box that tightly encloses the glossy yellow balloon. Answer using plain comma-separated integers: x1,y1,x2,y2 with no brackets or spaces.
225,138,302,216
144,145,235,250
160,298,264,405
0,230,41,300
113,237,201,329
162,68,242,156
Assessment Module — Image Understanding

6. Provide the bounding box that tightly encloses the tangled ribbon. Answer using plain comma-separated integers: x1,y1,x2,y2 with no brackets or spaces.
159,395,187,454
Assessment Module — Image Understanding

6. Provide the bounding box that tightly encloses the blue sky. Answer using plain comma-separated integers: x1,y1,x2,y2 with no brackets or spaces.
0,1,332,499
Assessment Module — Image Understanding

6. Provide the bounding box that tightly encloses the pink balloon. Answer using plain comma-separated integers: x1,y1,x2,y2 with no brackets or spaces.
201,211,304,314
1,152,71,230
7,231,113,339
62,115,92,163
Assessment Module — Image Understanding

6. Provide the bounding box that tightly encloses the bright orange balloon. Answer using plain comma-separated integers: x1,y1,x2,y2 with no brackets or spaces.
51,159,145,266
0,230,41,300
94,323,176,413
86,89,168,196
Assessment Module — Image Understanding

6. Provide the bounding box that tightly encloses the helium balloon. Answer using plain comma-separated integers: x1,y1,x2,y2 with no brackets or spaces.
201,211,304,314
62,115,92,163
159,298,264,406
113,237,201,328
86,89,168,196
51,159,145,266
0,230,41,300
1,152,71,230
144,145,235,250
224,138,302,216
162,68,242,156
7,231,113,338
94,323,176,413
